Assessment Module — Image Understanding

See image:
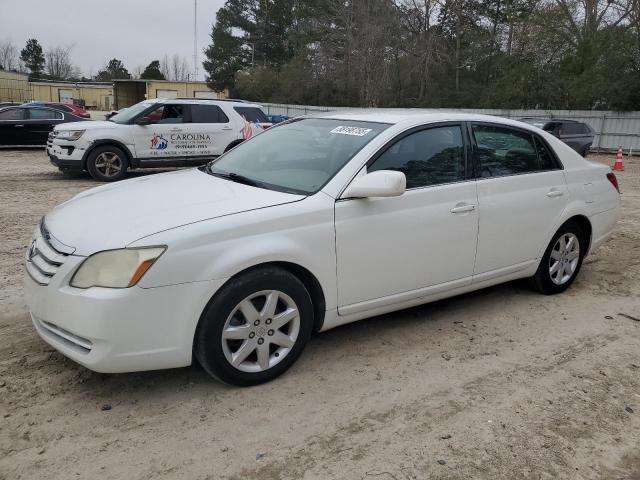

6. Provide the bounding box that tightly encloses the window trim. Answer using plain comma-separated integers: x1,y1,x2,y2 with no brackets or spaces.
467,121,563,181
364,121,472,192
26,108,64,121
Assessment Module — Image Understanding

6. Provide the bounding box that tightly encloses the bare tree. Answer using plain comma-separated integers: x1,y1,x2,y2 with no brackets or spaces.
46,45,79,79
0,38,18,70
171,54,191,80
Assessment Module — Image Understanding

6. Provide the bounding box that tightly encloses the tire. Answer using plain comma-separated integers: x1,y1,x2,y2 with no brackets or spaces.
224,140,243,153
86,145,129,182
194,266,314,386
530,220,586,295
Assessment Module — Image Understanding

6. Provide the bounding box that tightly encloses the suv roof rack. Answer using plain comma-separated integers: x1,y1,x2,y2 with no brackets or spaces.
172,97,252,103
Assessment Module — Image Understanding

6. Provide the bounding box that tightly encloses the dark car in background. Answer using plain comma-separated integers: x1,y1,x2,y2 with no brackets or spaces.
0,105,87,146
27,101,91,118
519,118,594,156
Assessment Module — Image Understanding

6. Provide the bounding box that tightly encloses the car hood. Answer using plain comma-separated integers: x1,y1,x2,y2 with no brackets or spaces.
45,169,304,255
55,120,117,131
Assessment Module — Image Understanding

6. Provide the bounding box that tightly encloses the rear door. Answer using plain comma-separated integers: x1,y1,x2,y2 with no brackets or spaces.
0,108,27,145
471,123,568,278
185,104,236,156
26,108,65,145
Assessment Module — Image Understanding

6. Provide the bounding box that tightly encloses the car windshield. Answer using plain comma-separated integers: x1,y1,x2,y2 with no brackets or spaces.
204,118,389,195
109,101,155,124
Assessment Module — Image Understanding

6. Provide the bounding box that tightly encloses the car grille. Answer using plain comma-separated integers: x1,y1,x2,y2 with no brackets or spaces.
25,222,71,286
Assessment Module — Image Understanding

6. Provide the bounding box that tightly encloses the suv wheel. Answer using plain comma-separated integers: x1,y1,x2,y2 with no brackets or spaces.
86,145,129,182
194,267,313,386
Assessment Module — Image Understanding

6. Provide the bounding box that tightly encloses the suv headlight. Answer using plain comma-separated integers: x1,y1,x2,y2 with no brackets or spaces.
70,247,166,289
56,130,85,141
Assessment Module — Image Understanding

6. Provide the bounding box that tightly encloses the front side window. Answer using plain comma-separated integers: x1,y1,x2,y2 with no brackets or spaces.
0,108,25,120
368,125,465,189
205,118,389,194
233,106,269,123
109,101,155,124
28,108,62,120
144,104,184,124
473,124,545,178
191,105,229,123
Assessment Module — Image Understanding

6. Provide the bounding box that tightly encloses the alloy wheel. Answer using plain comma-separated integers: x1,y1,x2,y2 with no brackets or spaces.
549,233,580,285
94,152,123,177
221,290,300,373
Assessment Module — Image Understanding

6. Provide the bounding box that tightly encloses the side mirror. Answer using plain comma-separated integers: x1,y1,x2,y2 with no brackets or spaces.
135,117,152,126
341,170,406,199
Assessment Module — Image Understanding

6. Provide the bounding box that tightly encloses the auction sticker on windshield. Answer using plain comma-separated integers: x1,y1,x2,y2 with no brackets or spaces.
330,126,373,136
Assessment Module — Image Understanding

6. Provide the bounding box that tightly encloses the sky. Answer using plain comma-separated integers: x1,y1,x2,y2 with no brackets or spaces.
0,0,226,80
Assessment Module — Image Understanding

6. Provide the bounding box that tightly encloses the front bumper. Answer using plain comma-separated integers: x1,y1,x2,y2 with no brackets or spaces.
25,262,227,374
47,135,85,170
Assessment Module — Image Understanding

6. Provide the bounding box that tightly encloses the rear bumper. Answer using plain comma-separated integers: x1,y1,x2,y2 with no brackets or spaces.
588,205,621,254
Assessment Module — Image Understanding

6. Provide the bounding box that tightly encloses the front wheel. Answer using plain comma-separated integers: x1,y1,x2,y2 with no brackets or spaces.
530,221,585,294
86,145,129,182
194,267,314,386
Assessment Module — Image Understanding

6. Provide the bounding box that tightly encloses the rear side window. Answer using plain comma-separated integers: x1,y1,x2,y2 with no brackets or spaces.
472,125,559,177
190,105,229,123
560,123,585,135
0,108,25,120
369,125,465,188
28,108,63,120
233,106,269,123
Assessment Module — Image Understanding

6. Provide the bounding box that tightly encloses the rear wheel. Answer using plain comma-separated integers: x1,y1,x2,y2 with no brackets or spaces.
86,145,128,182
530,221,585,294
194,267,313,386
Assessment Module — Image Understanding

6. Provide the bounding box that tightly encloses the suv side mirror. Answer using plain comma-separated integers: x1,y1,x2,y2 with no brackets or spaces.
341,170,406,199
135,117,152,126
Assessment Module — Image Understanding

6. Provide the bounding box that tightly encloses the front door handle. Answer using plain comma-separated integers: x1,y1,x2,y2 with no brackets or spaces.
450,203,476,214
221,127,233,131
15,124,24,128
546,189,564,198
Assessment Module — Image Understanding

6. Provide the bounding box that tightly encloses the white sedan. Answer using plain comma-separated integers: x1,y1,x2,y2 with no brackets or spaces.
24,112,621,385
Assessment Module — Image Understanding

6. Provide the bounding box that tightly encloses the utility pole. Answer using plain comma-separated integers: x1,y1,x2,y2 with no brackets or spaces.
193,0,198,81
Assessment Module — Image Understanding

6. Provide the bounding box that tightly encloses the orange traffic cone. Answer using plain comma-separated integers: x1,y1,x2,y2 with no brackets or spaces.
613,146,625,171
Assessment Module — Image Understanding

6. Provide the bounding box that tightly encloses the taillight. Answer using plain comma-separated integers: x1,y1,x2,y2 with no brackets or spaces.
606,172,620,193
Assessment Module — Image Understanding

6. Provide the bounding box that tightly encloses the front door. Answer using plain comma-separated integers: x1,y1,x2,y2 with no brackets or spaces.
335,123,479,314
471,123,569,276
132,103,186,159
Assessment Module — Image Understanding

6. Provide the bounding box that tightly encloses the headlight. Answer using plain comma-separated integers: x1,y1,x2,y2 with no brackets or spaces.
56,130,85,141
70,247,166,289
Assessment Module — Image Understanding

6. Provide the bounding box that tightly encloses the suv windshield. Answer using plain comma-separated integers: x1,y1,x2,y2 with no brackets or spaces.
109,101,155,124
204,118,389,195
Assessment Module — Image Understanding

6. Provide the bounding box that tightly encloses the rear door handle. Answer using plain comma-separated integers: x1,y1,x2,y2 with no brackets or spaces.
450,203,476,214
546,189,564,198
15,124,24,128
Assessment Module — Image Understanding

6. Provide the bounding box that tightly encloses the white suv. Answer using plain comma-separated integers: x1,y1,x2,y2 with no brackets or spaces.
46,98,271,181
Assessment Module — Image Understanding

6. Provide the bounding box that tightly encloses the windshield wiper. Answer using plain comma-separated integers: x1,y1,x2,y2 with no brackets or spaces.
210,170,261,187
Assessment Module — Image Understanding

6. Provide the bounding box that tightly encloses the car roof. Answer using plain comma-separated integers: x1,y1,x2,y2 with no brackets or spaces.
144,98,263,108
313,109,544,129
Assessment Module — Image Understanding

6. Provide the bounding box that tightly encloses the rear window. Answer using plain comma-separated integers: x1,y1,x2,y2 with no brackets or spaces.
233,106,269,123
561,123,585,135
29,108,63,120
191,105,229,123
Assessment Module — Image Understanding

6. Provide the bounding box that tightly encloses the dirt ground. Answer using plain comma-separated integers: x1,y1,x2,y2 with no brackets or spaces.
0,149,638,480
